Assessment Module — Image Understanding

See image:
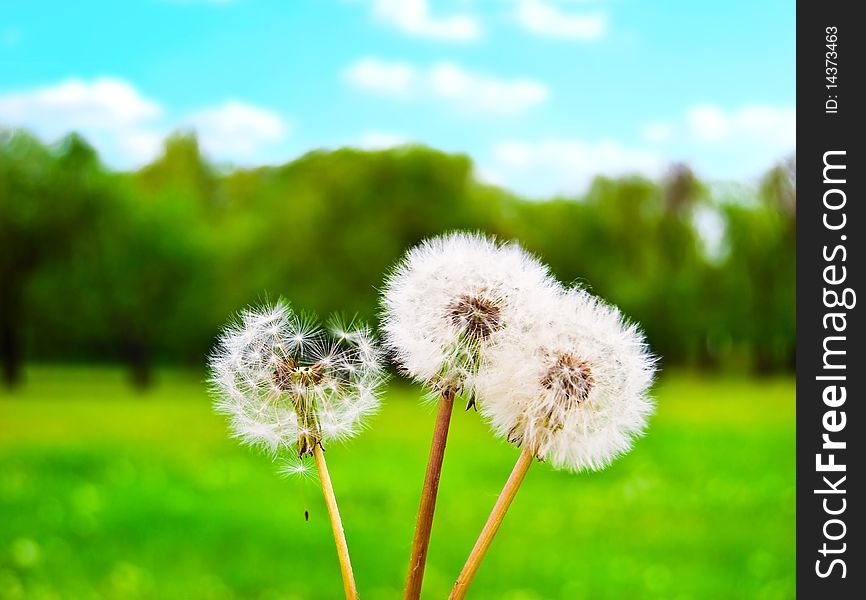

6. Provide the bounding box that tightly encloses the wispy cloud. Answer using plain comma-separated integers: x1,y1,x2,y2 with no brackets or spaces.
514,0,607,40
638,103,795,182
641,121,675,143
685,104,795,145
490,138,665,196
0,77,162,126
185,101,290,161
344,58,550,116
369,0,481,41
357,130,410,149
642,104,795,147
0,78,291,166
427,63,549,115
343,58,417,97
0,78,164,163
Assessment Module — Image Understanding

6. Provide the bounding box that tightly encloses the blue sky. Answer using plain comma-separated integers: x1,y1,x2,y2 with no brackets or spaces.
0,0,795,196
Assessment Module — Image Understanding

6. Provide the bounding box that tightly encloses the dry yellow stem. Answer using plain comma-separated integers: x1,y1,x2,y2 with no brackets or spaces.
403,390,456,600
313,444,358,600
448,446,534,600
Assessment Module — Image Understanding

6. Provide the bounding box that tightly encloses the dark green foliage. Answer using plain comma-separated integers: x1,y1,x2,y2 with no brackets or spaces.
0,132,104,385
0,131,795,385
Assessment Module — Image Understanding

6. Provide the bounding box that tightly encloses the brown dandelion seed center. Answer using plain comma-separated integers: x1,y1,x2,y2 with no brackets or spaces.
272,357,296,391
272,357,325,391
272,356,326,458
447,294,502,341
506,354,594,458
541,353,594,406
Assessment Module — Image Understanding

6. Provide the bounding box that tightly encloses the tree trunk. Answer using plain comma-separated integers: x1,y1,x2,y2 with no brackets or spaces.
0,285,23,389
0,314,22,389
124,337,152,391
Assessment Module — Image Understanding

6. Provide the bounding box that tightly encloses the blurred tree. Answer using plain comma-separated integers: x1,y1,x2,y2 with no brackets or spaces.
26,136,218,388
94,186,211,388
0,131,102,387
664,163,702,215
760,155,796,224
138,132,217,205
3,129,798,378
217,146,483,322
719,200,795,373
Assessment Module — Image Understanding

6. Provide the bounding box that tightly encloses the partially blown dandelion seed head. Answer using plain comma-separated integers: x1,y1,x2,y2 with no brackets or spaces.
381,231,559,401
476,287,656,472
208,301,386,462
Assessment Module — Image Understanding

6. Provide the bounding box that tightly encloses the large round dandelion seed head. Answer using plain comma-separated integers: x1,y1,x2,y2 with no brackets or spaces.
208,301,386,463
381,231,559,401
476,287,656,472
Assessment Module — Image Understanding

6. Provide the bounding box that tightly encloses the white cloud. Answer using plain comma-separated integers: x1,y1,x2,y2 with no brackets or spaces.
344,58,549,116
0,78,291,167
680,104,795,181
357,131,410,149
686,106,727,140
185,101,289,161
686,104,795,146
490,138,665,196
641,104,795,148
637,104,795,180
515,0,607,40
343,58,417,96
0,78,165,164
693,205,726,261
474,165,507,187
428,63,549,115
641,121,674,143
0,77,162,129
370,0,481,41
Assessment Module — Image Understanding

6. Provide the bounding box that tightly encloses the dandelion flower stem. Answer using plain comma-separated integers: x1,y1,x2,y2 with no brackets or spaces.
448,446,534,600
403,390,456,600
313,443,358,600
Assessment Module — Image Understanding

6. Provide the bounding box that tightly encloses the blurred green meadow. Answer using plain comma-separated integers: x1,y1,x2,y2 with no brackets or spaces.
0,367,794,600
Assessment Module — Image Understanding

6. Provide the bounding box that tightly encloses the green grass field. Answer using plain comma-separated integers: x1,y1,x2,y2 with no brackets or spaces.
0,367,794,600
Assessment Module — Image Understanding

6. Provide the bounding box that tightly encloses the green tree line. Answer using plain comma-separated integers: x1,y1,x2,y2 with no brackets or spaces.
0,129,795,388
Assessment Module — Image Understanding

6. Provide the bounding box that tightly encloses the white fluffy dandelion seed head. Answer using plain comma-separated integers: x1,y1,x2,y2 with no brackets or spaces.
381,231,559,398
208,301,386,463
476,288,656,472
